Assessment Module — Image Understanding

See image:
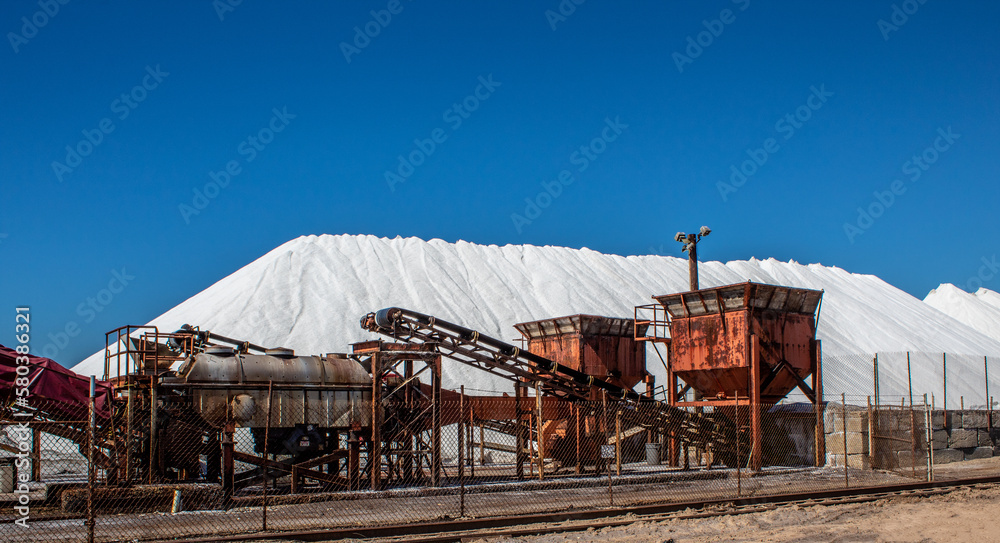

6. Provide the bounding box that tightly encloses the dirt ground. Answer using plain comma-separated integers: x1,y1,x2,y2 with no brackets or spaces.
478,483,1000,543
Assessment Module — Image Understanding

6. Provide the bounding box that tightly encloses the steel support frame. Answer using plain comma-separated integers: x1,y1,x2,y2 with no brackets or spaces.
358,342,442,490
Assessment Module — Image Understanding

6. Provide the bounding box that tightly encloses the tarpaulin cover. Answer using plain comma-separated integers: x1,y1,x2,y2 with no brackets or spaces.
0,344,112,419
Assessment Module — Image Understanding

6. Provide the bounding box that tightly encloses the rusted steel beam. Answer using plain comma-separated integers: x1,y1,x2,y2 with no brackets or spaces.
750,334,762,472
293,449,349,470
371,351,382,491
221,424,234,506
232,451,349,489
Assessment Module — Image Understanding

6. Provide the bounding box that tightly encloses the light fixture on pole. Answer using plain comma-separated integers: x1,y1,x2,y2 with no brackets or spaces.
674,226,711,291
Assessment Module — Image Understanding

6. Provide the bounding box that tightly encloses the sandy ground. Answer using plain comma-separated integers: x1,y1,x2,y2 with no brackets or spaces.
479,484,1000,543
4,458,997,542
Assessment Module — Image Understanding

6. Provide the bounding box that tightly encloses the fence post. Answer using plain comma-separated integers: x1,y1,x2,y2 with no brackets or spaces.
867,396,874,470
603,390,612,507
223,423,235,505
536,383,544,481
985,356,990,416
31,428,41,482
150,375,157,484
459,385,465,517
735,391,741,498
468,405,475,479
926,393,934,482
615,404,622,477
528,415,535,478
432,355,442,487
87,375,96,543
841,393,848,488
574,403,582,475
906,352,913,408
923,394,931,482
371,352,382,491
907,353,916,478
515,381,524,480
942,353,947,411
873,354,879,408
262,380,273,531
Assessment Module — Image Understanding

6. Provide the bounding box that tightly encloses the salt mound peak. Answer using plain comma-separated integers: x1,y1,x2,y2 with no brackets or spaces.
925,284,1000,344
976,287,1000,310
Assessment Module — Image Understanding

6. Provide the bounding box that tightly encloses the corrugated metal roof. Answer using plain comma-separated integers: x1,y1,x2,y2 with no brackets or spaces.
514,314,647,339
652,282,823,319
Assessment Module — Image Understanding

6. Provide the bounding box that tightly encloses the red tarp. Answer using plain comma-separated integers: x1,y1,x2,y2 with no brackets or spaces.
0,344,112,419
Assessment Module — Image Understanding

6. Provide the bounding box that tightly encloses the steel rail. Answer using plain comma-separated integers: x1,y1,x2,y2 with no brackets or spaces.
170,475,1000,543
370,487,961,543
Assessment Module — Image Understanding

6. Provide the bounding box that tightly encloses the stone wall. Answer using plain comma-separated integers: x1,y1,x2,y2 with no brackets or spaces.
823,402,998,470
823,402,871,469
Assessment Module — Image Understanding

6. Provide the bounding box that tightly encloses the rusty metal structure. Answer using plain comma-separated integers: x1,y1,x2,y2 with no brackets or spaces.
361,307,737,473
636,281,825,470
350,340,443,490
513,315,650,400
12,275,825,512
101,325,372,500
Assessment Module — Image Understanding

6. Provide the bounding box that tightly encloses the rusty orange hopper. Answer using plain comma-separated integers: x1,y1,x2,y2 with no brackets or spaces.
514,315,650,401
645,282,824,469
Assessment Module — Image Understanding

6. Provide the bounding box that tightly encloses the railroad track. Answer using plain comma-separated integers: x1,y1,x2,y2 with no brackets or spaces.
182,475,1000,543
366,486,965,543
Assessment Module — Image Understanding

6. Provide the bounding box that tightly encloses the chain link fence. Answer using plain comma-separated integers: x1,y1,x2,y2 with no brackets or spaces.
2,351,998,542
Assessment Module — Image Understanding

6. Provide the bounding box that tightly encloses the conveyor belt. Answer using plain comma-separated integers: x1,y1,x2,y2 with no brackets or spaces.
360,307,736,454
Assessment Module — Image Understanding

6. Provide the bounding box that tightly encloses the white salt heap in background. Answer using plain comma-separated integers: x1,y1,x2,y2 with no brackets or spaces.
72,234,1000,405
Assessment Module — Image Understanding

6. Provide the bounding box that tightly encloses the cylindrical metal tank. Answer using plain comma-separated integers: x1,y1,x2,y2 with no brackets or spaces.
164,347,372,429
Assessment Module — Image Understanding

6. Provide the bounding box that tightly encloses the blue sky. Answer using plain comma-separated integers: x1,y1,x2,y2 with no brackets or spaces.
1,1,998,366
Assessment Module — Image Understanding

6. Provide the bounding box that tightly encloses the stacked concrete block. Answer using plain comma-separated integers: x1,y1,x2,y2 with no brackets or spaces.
967,447,994,460
960,411,990,429
864,408,925,470
949,428,978,448
823,404,998,470
930,449,964,464
951,410,995,461
932,429,948,450
823,403,871,469
901,408,994,465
